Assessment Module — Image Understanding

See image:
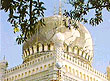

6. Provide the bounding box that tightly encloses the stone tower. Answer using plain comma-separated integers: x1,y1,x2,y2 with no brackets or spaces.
0,57,8,81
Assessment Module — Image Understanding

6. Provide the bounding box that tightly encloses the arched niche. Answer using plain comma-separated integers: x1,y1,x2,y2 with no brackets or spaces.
68,46,72,52
37,43,43,52
23,50,27,57
18,74,21,78
12,76,14,81
65,65,68,72
73,69,75,75
28,70,31,75
90,77,93,81
25,72,27,76
33,45,37,53
78,48,83,56
90,57,93,63
87,75,89,81
49,42,54,51
29,47,33,55
82,51,86,58
32,69,35,73
88,55,90,61
73,46,78,55
80,72,83,79
88,56,92,61
44,65,47,69
40,66,43,71
76,70,79,77
69,66,72,73
44,43,48,51
48,44,51,51
26,49,29,56
27,48,30,55
64,44,68,52
85,54,89,60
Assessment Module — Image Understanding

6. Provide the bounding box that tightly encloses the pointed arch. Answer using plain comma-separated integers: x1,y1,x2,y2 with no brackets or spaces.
33,45,37,53
49,42,54,51
44,43,48,51
68,46,72,52
37,42,43,52
64,44,68,52
73,46,78,55
78,48,83,56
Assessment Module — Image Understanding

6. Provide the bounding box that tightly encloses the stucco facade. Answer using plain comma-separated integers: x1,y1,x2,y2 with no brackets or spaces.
0,14,110,81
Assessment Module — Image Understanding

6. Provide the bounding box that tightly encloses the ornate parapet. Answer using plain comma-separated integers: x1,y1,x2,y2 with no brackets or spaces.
61,52,107,80
5,53,54,76
22,41,93,64
3,50,107,81
22,42,54,63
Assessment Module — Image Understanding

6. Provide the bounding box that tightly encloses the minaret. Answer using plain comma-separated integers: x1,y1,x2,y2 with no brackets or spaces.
58,0,62,15
0,56,8,81
107,62,110,81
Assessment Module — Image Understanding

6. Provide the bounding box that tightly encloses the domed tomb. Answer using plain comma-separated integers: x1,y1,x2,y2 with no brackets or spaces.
23,15,94,65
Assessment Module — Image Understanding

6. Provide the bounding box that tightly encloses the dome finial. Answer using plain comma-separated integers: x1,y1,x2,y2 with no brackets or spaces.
58,0,62,15
3,55,6,60
54,5,57,15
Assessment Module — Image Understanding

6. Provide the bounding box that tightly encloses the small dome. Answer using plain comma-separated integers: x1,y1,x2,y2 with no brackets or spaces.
23,15,94,64
0,56,8,67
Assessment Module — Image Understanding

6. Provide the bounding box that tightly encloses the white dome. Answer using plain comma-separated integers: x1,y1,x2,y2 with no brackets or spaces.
23,15,94,64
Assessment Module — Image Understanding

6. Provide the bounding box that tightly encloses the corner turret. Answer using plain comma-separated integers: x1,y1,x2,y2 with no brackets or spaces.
0,56,8,81
107,62,110,81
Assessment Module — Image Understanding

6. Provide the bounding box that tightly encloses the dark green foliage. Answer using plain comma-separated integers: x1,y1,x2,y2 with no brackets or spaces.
66,0,110,26
1,0,46,44
1,0,110,44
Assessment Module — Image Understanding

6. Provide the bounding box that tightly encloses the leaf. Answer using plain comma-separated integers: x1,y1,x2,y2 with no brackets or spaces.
41,6,46,10
106,6,110,11
14,27,20,33
1,0,46,44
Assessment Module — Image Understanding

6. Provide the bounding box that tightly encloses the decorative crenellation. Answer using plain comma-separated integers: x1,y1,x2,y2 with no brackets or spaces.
22,42,54,60
62,71,90,81
23,42,93,63
5,53,54,75
4,53,55,81
4,51,107,81
63,44,93,63
4,43,106,80
61,52,107,80
4,62,55,81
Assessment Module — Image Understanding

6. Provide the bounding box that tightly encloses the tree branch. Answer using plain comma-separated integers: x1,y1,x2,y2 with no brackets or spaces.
30,0,32,26
87,5,110,10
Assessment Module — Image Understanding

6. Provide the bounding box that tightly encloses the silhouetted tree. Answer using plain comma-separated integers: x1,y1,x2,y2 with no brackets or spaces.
1,0,110,44
1,0,46,44
65,0,110,26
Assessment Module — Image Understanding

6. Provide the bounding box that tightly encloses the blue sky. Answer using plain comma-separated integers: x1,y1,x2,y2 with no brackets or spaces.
0,0,110,74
